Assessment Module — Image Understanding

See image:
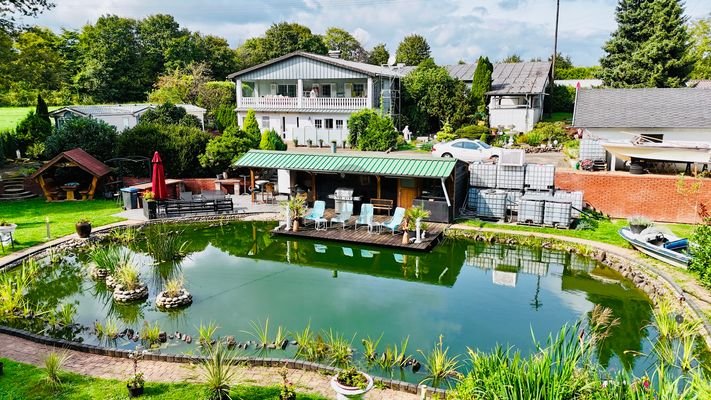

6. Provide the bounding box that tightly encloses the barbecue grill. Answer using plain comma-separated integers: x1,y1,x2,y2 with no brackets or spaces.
327,187,362,214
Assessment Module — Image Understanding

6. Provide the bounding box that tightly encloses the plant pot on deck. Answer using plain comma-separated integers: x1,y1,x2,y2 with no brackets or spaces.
75,222,92,238
330,371,374,400
143,200,157,220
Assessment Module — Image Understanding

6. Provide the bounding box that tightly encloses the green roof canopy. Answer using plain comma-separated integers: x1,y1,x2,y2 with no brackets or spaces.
234,150,457,179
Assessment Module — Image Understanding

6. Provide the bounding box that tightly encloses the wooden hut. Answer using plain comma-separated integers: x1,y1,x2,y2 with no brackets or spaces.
30,148,112,201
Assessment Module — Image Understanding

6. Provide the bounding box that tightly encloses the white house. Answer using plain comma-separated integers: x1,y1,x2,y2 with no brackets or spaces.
573,88,711,170
49,104,207,132
227,51,404,145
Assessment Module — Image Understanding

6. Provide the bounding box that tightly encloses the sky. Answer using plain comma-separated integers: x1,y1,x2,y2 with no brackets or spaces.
26,0,711,66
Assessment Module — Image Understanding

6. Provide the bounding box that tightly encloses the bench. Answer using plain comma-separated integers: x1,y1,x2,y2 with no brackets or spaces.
163,199,238,218
196,190,228,201
371,198,394,215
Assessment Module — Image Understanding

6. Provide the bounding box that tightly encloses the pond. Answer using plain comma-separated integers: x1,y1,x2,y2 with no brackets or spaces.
8,221,657,383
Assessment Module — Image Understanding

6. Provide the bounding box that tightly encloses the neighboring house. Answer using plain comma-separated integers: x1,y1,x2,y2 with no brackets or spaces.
443,64,478,89
573,88,711,170
49,104,207,132
227,51,404,145
687,80,711,89
554,79,603,88
486,62,551,133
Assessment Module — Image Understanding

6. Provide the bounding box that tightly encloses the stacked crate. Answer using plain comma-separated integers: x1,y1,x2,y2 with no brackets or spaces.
553,191,584,218
543,198,573,228
496,165,525,190
579,138,606,161
524,164,555,192
518,194,546,224
467,163,498,214
476,189,507,220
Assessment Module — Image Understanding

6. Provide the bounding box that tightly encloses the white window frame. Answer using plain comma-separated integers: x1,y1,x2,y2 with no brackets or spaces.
335,119,343,129
261,116,270,129
314,119,322,129
325,118,334,129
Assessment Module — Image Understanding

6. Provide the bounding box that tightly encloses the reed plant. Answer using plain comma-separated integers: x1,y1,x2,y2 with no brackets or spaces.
144,224,189,263
199,341,236,400
90,245,132,272
104,318,120,339
140,321,161,347
377,336,410,371
418,335,461,389
243,318,270,348
42,351,69,390
114,263,141,290
324,329,354,368
293,323,328,362
273,324,287,348
164,275,185,297
198,321,220,349
108,226,138,245
56,303,76,327
361,334,383,362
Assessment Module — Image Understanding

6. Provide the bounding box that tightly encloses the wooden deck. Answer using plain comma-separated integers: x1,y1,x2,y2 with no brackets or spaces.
273,210,448,252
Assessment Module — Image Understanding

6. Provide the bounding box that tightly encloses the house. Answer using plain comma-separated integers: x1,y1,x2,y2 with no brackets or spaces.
227,51,404,145
573,88,711,170
49,104,207,132
554,79,603,88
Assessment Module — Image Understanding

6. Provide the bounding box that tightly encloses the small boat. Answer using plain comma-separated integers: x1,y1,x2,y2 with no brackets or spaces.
601,136,711,164
619,227,691,269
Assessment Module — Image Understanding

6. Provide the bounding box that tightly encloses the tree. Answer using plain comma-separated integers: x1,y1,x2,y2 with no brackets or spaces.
15,110,51,153
259,128,287,151
1,0,54,32
367,43,389,65
234,22,326,70
35,94,50,124
690,16,711,79
139,102,201,128
395,34,431,65
45,117,118,161
502,54,522,63
358,113,398,151
137,14,186,84
76,15,147,102
323,27,366,61
470,56,493,117
549,52,574,71
242,109,261,148
148,63,210,105
197,81,236,131
347,108,378,148
199,125,253,173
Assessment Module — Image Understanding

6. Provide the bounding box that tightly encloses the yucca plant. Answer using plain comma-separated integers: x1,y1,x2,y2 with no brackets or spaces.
43,351,69,390
243,318,270,349
418,335,461,388
199,341,236,400
198,321,220,349
324,329,354,368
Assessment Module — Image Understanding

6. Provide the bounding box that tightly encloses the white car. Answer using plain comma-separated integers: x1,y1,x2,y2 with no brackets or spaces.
431,139,503,163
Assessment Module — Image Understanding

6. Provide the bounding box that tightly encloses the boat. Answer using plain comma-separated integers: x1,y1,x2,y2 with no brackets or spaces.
619,227,691,269
601,137,711,164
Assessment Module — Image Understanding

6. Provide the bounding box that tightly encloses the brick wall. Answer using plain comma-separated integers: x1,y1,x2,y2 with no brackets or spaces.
555,170,711,223
121,178,242,198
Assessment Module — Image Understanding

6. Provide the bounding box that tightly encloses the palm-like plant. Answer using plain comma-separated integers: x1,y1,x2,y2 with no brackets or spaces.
43,351,69,390
199,341,236,400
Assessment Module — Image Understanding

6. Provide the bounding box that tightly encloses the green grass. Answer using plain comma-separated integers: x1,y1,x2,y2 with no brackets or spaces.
541,112,573,123
459,218,695,248
0,358,328,400
0,107,60,131
0,198,124,255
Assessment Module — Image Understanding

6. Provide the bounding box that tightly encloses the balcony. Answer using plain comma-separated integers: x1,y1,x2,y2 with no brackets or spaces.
239,96,368,110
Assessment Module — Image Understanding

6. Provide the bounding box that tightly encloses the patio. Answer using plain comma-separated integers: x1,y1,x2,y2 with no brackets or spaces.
274,209,447,251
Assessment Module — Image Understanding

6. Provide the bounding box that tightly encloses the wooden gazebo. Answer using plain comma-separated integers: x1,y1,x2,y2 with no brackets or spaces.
30,148,112,201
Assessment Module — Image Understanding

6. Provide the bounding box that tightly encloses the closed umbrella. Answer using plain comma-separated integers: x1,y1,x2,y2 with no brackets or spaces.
151,151,169,200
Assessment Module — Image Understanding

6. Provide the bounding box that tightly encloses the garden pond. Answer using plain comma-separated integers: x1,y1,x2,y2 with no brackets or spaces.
5,221,660,383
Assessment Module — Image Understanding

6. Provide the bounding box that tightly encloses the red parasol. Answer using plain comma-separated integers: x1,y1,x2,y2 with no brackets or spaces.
151,151,169,200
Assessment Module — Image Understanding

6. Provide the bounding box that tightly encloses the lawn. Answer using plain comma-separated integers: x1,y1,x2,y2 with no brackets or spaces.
0,358,328,400
0,198,125,255
541,112,573,123
0,106,60,131
459,218,696,248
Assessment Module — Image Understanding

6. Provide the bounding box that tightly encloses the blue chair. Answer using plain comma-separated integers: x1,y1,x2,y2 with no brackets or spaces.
381,207,406,234
342,247,354,257
304,200,326,226
330,202,353,229
354,204,374,230
314,244,327,253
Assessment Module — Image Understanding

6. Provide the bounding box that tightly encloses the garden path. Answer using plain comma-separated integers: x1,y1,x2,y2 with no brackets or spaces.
0,333,420,400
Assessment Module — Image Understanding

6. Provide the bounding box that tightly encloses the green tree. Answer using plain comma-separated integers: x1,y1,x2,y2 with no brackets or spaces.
148,63,210,105
323,27,366,61
395,34,431,65
137,14,186,84
690,16,711,79
197,81,236,131
358,113,398,151
199,125,253,173
1,0,54,32
45,117,118,161
259,128,287,151
470,56,493,117
76,15,147,102
502,54,522,63
347,108,378,148
35,94,50,124
15,111,51,153
139,102,201,128
234,22,326,70
242,109,261,148
367,43,390,65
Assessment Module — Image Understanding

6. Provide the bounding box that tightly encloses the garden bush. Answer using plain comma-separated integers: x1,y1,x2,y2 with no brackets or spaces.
199,125,255,173
347,108,378,148
357,112,398,151
259,128,287,151
45,117,118,162
453,124,489,140
0,129,18,163
435,121,455,142
689,212,711,287
15,111,52,154
242,109,262,148
523,121,568,145
213,104,237,132
551,84,576,113
139,102,201,128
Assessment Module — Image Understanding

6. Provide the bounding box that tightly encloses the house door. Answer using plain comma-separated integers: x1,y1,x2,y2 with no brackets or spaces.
281,117,286,133
398,178,418,209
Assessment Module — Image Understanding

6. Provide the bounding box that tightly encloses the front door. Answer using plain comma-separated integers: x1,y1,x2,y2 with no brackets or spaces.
398,178,418,209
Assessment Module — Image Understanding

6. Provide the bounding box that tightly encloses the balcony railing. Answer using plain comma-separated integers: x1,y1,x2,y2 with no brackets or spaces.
240,96,368,110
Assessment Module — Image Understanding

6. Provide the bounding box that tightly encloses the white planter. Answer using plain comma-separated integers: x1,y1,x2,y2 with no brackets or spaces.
330,373,374,400
0,224,17,234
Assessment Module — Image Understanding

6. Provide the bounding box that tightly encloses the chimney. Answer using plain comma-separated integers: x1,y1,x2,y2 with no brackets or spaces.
328,50,341,59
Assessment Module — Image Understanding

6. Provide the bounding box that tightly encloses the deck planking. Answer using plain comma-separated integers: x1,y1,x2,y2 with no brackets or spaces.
272,210,448,252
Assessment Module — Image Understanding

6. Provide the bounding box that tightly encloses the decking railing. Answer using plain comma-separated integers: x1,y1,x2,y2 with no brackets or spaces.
240,96,367,109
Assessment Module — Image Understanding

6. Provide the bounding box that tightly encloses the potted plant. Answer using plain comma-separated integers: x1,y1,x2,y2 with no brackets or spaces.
307,139,313,148
126,349,146,397
293,138,299,147
330,366,373,400
142,191,157,219
628,216,653,234
319,139,324,148
0,220,17,234
75,218,92,238
287,196,307,232
406,206,431,244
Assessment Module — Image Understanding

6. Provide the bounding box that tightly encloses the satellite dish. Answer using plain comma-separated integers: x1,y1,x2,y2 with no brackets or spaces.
387,55,396,66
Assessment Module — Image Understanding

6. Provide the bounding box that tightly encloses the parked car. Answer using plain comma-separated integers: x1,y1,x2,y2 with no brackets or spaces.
431,139,503,162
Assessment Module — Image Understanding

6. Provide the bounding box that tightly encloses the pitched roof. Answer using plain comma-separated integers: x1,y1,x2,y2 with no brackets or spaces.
49,104,206,118
31,148,113,180
486,62,551,95
688,80,711,89
234,150,458,179
573,88,711,128
443,64,478,81
227,51,404,79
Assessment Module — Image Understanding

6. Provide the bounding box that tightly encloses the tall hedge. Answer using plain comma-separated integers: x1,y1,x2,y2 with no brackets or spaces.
347,108,378,148
44,117,118,161
471,56,493,116
259,128,287,151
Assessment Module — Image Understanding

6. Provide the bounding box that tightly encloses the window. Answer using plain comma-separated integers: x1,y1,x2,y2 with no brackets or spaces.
462,142,479,150
335,120,343,129
261,116,270,129
478,141,491,149
322,84,332,97
277,84,296,97
452,142,464,148
314,119,322,129
325,119,334,129
352,84,365,97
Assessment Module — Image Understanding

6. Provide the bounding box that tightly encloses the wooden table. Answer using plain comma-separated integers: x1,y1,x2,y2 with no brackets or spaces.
60,185,79,200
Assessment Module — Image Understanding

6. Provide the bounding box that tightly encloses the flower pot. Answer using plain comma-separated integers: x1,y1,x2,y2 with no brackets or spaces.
0,224,17,235
75,222,92,238
330,373,374,400
292,220,300,232
629,224,649,234
143,201,157,220
402,231,409,244
127,384,144,397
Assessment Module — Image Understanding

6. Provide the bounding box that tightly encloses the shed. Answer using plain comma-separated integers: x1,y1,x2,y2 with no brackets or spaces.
30,148,113,201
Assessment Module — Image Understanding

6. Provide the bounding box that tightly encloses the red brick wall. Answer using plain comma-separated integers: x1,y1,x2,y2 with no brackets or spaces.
121,177,239,197
555,170,711,223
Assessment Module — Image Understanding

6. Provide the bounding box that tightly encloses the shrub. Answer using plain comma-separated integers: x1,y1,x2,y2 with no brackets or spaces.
45,117,118,161
15,110,52,153
43,351,69,390
213,104,237,132
347,108,378,148
551,84,576,113
259,128,287,151
199,125,255,173
26,142,46,160
525,121,568,146
242,109,261,148
516,130,546,146
689,215,711,286
0,129,18,164
358,113,398,151
454,124,489,139
139,102,201,128
435,121,455,142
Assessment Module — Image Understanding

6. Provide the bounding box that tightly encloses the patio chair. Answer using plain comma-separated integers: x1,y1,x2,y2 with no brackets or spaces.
314,244,327,253
394,253,405,263
381,207,406,234
304,200,326,226
330,202,353,229
354,203,374,230
342,247,354,257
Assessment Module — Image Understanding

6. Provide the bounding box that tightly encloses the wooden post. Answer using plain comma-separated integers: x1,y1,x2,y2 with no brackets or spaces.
310,173,317,201
250,169,255,203
376,176,381,198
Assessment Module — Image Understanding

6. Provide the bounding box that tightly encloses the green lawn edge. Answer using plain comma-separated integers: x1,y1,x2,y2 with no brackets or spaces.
0,357,328,400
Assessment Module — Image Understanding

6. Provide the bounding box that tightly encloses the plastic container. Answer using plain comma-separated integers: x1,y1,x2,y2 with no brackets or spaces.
496,165,525,190
543,199,573,228
476,189,507,220
525,164,555,191
553,191,584,218
518,196,545,224
120,187,139,210
469,163,498,188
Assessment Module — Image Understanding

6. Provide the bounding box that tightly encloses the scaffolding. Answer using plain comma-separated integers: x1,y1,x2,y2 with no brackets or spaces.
379,63,405,131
